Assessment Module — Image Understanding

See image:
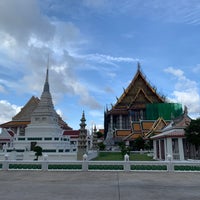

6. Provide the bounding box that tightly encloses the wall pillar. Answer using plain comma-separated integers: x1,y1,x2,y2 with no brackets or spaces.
119,115,122,129
178,138,184,160
16,127,20,136
110,115,113,131
158,140,162,160
153,140,157,159
164,139,167,160
166,138,173,160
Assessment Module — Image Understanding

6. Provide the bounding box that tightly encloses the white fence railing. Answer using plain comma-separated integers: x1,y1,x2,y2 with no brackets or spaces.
1,159,200,172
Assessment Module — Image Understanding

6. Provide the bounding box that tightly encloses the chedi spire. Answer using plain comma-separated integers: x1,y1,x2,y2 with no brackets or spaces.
30,60,58,125
43,65,50,93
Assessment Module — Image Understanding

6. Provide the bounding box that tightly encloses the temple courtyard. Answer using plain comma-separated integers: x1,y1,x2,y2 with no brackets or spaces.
0,171,199,200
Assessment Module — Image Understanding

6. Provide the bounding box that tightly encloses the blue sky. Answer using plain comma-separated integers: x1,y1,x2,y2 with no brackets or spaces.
0,0,200,130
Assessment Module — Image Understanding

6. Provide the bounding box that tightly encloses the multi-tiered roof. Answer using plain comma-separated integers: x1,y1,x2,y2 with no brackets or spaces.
107,63,165,115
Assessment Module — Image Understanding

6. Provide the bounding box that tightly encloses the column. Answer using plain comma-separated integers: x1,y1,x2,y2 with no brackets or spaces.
153,140,157,159
17,127,20,136
178,138,184,160
158,140,162,160
164,139,167,160
110,115,113,131
166,138,173,160
119,115,122,129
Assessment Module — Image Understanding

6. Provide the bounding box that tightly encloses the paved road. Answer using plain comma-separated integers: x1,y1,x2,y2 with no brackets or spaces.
0,171,199,200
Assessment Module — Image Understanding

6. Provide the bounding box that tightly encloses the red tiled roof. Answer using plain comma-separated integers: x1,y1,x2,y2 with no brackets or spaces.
0,139,10,142
63,130,79,138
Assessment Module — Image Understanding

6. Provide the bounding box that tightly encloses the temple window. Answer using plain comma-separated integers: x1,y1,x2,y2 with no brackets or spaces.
19,127,25,136
122,115,130,129
44,137,52,140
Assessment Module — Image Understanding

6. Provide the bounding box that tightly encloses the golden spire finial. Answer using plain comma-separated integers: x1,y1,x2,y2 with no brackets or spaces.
137,62,141,71
43,55,50,92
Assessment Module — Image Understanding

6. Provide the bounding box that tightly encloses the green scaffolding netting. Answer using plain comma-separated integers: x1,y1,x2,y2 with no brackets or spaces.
146,103,183,120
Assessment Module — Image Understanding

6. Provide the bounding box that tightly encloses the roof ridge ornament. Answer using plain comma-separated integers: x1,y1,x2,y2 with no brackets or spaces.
43,56,50,93
137,62,141,71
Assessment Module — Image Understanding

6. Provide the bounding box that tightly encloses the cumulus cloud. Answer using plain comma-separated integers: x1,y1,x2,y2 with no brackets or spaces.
0,0,101,111
0,0,54,45
164,67,184,78
164,67,200,116
0,100,22,124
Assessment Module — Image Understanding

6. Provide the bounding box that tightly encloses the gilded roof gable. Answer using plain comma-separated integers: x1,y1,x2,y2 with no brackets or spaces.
145,117,168,138
113,65,165,110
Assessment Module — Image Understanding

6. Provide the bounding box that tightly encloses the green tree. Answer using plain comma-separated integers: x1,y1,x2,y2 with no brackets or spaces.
118,142,131,156
144,139,153,150
96,131,103,138
33,146,43,160
98,142,106,150
185,118,200,150
132,137,145,151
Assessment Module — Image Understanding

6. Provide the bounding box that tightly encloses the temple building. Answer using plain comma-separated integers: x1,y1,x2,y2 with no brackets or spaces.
104,64,183,146
0,66,79,156
151,107,192,160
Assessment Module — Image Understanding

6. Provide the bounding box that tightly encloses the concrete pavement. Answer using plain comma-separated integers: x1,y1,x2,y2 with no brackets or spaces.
0,171,199,200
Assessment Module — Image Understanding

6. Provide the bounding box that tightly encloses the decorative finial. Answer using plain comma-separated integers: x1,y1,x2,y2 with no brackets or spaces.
94,124,97,132
45,63,49,83
184,105,188,115
43,56,50,92
80,111,87,129
137,62,141,71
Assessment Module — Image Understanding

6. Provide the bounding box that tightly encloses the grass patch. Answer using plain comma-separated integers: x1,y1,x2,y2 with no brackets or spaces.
92,152,154,161
130,153,154,161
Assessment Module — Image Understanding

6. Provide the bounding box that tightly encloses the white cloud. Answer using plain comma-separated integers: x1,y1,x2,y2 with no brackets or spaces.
83,53,138,64
0,0,102,111
164,67,197,91
193,64,200,73
0,85,5,93
164,67,184,78
164,67,200,116
171,91,200,113
0,0,54,45
0,100,22,124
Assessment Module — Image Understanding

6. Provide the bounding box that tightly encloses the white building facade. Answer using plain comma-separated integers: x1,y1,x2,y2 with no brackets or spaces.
151,108,191,161
0,66,76,156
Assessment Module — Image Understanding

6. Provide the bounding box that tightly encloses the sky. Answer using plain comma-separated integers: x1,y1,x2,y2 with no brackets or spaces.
0,0,200,130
